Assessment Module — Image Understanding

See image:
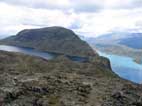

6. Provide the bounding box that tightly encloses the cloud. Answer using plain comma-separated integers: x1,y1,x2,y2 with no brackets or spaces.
0,0,101,12
1,0,71,10
74,8,142,36
0,2,78,35
2,0,142,13
0,0,142,37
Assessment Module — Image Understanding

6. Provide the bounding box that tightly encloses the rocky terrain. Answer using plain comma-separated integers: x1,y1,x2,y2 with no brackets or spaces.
0,51,142,106
0,27,142,106
0,27,96,57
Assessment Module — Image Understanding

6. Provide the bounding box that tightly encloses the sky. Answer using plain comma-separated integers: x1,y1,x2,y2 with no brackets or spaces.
0,0,142,37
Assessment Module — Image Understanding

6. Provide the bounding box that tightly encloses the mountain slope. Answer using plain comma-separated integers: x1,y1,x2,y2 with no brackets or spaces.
0,51,142,106
0,27,96,57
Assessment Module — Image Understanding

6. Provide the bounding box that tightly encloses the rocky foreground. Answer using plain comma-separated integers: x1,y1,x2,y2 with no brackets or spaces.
0,51,142,106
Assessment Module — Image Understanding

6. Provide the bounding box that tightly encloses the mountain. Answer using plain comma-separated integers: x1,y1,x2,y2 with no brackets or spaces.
85,32,142,63
118,33,142,49
86,32,142,49
0,27,96,57
0,50,142,106
85,32,129,45
0,27,142,105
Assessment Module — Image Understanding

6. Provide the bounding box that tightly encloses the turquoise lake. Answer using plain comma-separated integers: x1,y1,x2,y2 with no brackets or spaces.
99,51,142,84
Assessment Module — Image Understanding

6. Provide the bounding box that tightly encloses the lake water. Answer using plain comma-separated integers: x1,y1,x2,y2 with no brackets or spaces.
98,51,142,84
0,45,88,62
0,45,56,60
0,45,142,83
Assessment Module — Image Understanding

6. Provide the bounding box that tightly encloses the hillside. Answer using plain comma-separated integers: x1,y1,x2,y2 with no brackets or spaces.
0,27,96,57
0,51,142,106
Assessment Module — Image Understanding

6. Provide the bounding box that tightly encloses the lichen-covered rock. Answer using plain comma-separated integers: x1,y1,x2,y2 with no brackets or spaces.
0,51,142,106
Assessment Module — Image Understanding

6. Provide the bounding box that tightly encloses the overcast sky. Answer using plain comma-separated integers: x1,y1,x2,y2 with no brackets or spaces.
0,0,142,37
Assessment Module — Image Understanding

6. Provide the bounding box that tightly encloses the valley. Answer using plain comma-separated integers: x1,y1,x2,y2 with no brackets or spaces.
1,0,142,105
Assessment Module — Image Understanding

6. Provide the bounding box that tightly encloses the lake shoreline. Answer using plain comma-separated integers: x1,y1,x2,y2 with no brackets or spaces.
98,51,142,84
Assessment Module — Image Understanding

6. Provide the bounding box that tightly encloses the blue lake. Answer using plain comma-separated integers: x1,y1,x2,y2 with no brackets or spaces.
0,45,88,62
0,45,56,60
99,51,142,84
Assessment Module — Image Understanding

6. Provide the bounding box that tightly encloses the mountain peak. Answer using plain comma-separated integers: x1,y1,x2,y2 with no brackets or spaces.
1,27,97,57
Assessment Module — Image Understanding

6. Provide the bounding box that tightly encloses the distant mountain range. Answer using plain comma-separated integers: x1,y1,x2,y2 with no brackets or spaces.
118,34,142,49
86,32,142,49
85,32,142,63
